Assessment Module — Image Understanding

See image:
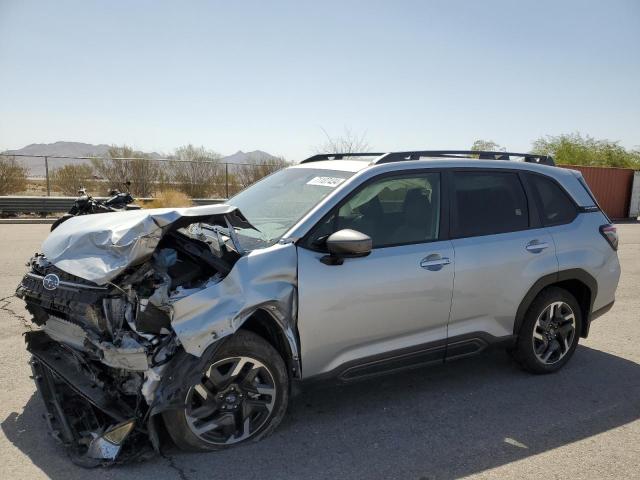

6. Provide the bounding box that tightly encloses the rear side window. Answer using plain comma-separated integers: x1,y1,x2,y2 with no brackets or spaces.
451,171,529,237
527,174,577,226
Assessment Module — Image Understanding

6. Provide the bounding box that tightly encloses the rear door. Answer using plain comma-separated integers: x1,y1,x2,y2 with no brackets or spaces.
447,169,558,357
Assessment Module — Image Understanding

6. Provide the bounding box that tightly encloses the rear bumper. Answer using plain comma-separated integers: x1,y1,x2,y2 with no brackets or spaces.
583,300,615,337
590,300,615,323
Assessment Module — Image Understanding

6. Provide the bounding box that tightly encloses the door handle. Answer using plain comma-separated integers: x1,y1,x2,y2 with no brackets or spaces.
525,240,549,253
420,254,451,271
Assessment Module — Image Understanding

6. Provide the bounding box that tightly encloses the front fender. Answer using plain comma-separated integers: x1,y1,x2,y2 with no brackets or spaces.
170,242,299,366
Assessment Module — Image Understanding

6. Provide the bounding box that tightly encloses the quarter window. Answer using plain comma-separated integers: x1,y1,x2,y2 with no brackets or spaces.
309,173,441,248
451,171,529,237
527,174,577,226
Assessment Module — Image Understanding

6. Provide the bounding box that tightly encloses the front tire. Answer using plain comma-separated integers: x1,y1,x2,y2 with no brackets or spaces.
50,214,74,231
162,330,289,451
511,287,582,374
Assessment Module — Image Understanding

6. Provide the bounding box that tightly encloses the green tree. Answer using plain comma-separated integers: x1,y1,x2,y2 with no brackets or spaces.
0,155,28,195
531,133,640,168
470,139,505,152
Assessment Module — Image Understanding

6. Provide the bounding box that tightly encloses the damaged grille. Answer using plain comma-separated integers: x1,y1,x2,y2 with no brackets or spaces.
17,258,111,334
31,258,104,288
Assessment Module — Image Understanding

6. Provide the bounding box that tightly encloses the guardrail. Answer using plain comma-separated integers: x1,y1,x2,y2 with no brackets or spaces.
0,196,227,215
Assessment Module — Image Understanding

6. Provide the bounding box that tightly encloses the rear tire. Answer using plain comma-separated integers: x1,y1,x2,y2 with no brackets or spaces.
511,287,582,374
162,330,289,452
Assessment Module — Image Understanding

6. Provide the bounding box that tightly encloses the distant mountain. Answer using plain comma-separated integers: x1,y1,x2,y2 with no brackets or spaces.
2,142,278,177
3,141,111,158
220,150,280,165
2,142,111,177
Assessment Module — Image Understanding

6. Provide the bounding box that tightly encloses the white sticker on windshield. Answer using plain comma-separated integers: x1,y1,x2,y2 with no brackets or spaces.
306,176,345,187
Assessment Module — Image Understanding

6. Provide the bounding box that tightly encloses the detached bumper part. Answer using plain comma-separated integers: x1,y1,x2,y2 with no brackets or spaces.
86,420,136,461
27,331,143,466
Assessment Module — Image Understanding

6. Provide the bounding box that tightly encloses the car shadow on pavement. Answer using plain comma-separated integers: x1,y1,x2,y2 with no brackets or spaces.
3,345,640,480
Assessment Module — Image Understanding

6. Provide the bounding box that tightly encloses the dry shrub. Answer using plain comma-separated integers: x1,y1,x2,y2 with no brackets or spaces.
233,157,290,191
0,156,29,195
50,164,96,195
145,189,192,209
91,145,161,197
169,145,223,198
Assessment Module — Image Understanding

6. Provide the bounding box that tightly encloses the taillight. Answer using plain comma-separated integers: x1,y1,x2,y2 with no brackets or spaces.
599,224,618,251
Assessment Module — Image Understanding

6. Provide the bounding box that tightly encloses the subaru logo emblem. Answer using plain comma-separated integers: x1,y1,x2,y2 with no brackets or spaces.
43,274,60,291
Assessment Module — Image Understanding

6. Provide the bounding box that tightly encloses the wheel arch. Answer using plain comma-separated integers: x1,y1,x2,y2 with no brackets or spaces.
514,269,597,338
239,307,301,379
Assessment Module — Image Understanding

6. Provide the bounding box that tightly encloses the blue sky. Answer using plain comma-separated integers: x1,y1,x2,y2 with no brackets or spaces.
1,0,638,160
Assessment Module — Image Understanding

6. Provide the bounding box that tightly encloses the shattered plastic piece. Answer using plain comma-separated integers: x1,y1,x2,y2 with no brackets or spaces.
42,315,87,350
141,363,169,404
86,420,136,461
98,334,149,371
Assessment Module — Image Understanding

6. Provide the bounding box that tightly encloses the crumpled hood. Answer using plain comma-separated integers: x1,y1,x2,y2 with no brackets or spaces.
42,204,249,285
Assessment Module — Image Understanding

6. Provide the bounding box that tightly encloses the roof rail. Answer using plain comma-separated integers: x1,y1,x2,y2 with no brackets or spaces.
301,150,554,166
377,150,555,166
300,152,384,164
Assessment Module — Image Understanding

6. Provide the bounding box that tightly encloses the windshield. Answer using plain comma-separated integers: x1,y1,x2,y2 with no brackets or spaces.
228,167,355,249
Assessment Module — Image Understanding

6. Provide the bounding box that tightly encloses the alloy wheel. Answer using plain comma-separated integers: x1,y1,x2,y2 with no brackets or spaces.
532,301,576,365
184,356,277,445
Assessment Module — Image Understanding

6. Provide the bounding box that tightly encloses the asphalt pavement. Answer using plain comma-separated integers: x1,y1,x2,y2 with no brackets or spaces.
1,223,638,479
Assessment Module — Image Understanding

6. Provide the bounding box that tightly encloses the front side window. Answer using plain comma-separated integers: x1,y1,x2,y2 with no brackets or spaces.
309,173,441,248
527,174,577,226
451,171,528,238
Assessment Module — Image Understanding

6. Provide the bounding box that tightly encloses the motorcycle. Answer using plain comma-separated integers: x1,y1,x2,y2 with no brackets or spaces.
51,182,141,231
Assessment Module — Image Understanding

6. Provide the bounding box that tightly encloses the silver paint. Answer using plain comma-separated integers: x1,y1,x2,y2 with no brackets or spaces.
170,242,300,366
448,227,558,339
41,204,244,285
296,241,455,377
545,211,620,310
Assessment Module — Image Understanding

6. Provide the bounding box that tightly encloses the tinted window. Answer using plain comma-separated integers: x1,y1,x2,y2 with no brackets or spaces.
528,174,577,226
452,171,528,237
309,173,440,248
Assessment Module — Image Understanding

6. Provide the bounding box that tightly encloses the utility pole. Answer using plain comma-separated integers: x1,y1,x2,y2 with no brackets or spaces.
225,163,229,199
44,156,51,196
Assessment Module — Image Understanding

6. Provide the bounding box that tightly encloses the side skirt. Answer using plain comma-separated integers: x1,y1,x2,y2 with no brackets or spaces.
299,332,515,387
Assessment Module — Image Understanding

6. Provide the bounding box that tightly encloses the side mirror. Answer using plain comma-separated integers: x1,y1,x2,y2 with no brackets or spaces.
322,229,372,265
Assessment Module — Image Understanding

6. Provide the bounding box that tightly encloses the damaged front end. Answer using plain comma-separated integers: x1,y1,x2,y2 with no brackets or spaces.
16,205,299,466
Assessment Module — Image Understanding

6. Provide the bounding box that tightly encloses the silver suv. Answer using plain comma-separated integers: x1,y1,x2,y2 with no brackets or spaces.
17,150,620,465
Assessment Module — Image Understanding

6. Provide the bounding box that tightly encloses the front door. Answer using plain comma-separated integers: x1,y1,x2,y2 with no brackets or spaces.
296,171,454,379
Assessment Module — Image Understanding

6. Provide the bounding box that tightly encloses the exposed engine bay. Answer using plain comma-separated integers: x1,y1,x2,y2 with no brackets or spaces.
15,205,299,466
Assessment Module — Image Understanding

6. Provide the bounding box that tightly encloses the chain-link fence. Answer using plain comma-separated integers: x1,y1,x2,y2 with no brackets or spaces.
0,153,289,198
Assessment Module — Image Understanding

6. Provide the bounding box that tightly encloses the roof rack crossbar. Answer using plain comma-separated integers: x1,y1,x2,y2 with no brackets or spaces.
300,150,554,166
300,152,384,164
376,150,555,166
